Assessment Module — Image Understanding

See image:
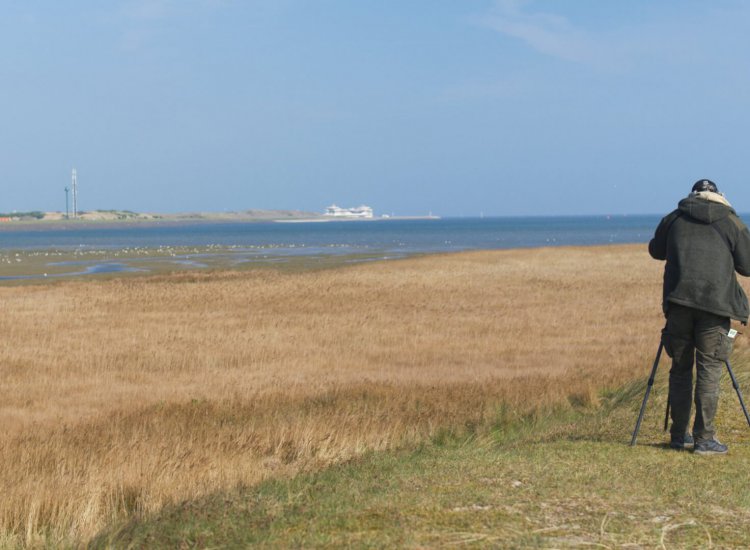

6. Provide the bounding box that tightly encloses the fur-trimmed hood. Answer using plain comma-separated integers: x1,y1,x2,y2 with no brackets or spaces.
678,192,735,224
691,190,732,207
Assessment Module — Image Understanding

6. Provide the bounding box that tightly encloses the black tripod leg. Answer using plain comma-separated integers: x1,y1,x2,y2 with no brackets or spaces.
631,342,664,446
725,360,750,428
664,394,671,432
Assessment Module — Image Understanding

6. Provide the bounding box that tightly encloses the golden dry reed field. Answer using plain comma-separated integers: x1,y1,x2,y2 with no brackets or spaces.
1,244,743,545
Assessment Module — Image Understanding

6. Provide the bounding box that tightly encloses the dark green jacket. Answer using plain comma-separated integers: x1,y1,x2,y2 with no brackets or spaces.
649,195,750,323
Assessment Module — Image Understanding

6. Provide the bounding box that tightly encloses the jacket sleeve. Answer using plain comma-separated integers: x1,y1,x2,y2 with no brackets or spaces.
649,211,679,260
730,214,750,277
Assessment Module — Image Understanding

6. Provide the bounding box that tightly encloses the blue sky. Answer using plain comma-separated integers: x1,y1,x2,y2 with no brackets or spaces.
2,0,750,217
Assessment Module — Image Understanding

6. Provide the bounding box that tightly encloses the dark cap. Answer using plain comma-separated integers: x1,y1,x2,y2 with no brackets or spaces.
692,179,719,194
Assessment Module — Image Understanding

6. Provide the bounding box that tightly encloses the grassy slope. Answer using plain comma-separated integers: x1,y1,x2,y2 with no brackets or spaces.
3,245,672,544
91,355,750,549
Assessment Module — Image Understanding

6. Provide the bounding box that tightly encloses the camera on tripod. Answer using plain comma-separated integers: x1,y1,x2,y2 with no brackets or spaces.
630,327,750,447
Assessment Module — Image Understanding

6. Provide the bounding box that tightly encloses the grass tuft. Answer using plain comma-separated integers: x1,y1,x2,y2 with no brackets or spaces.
90,354,750,548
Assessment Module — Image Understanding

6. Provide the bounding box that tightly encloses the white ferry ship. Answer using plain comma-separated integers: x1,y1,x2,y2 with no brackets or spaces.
324,204,374,219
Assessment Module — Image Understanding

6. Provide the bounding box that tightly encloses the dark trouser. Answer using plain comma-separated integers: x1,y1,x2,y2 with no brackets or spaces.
665,304,730,443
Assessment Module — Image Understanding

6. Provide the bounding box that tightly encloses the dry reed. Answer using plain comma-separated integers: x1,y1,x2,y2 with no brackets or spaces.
1,244,743,545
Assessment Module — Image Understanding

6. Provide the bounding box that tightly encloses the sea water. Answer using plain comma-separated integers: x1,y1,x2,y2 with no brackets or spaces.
0,215,661,253
0,215,663,279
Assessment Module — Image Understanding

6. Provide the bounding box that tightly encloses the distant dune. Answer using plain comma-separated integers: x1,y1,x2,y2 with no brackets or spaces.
0,209,324,226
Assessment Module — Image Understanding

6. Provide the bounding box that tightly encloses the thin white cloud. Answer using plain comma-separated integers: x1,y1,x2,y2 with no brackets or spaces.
481,0,598,64
454,2,750,104
478,0,750,79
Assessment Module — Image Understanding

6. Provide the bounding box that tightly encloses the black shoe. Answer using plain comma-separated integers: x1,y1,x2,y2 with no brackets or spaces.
694,439,728,456
669,432,694,450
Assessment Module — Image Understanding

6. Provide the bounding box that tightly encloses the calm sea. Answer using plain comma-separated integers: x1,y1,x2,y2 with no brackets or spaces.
0,216,668,279
1,215,661,255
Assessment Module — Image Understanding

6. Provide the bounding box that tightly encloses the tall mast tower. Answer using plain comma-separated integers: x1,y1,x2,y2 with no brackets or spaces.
71,168,78,219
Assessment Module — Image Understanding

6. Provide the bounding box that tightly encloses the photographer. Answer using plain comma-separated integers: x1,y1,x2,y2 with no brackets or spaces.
649,179,750,455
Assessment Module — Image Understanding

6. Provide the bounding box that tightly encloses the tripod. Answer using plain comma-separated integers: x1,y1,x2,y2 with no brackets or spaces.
630,340,750,446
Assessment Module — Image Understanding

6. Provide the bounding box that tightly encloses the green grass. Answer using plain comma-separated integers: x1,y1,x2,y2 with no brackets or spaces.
88,358,750,549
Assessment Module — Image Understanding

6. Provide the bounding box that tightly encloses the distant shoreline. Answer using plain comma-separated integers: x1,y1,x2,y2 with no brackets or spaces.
0,209,321,228
0,209,440,231
274,215,440,224
0,217,288,233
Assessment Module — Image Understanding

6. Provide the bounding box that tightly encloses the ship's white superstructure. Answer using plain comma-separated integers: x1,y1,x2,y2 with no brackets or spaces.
324,204,374,218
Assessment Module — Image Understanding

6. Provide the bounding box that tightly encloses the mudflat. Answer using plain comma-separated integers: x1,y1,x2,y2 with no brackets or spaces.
1,244,742,545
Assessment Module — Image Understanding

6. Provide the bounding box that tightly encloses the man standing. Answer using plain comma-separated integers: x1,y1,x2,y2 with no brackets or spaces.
649,179,750,455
